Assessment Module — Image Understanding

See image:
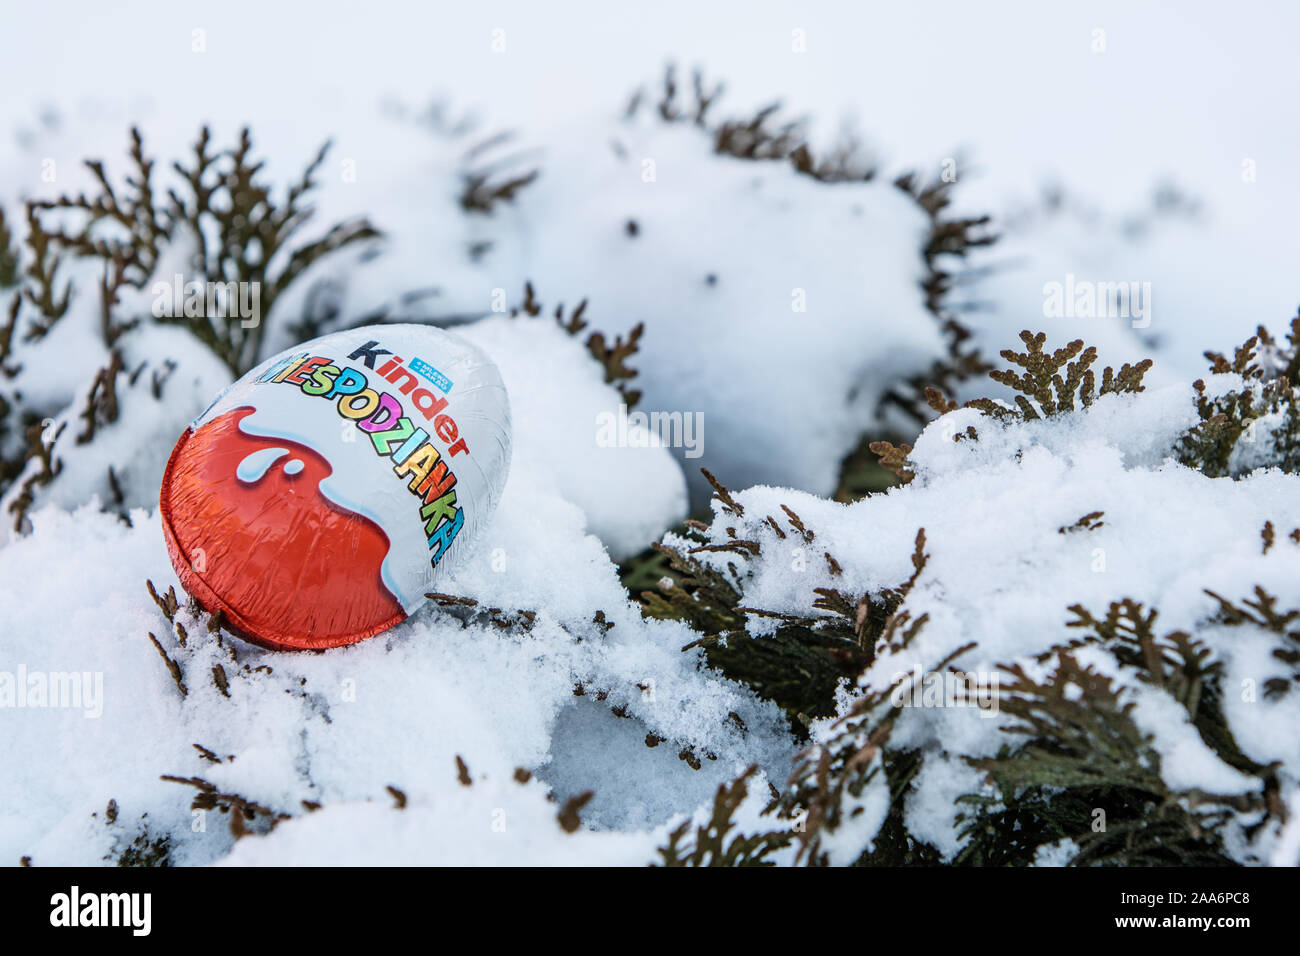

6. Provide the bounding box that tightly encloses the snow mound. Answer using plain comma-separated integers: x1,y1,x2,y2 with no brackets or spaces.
676,375,1300,865
1,476,793,865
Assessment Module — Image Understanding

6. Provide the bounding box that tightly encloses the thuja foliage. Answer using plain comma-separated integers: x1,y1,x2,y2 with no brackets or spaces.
640,331,1296,865
879,171,995,428
656,766,792,866
97,801,171,868
1204,584,1300,701
953,653,1240,867
0,125,382,525
967,330,1153,421
22,125,379,373
628,65,995,501
1176,315,1300,477
638,468,927,733
509,281,644,408
873,317,1300,490
773,583,1284,867
0,207,19,290
950,592,1286,866
458,130,540,215
870,330,1154,483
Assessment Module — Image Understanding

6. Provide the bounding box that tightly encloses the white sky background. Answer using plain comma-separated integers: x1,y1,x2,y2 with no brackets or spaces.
2,0,1298,323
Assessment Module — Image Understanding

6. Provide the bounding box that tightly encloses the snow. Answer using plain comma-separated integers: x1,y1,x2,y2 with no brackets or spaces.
3,328,233,521
1,483,794,865
212,109,944,509
217,781,662,867
963,190,1278,394
0,284,785,867
0,294,783,863
3,0,1299,866
455,316,688,560
685,386,1300,863
505,117,941,506
5,3,1298,507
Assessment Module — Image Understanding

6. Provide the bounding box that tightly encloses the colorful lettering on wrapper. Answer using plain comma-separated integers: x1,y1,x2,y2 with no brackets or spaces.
255,345,467,567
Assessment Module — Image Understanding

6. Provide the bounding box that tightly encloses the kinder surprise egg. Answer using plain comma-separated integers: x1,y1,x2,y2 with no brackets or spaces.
159,325,511,651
